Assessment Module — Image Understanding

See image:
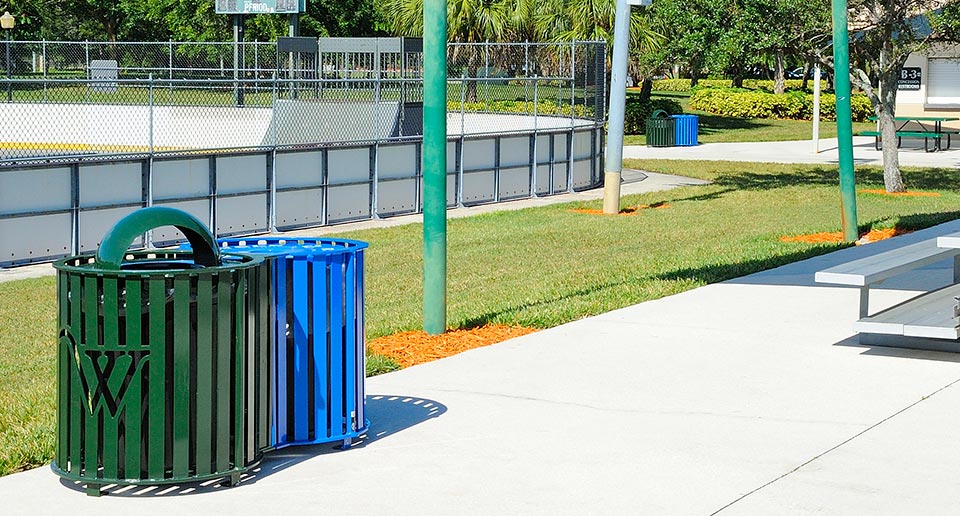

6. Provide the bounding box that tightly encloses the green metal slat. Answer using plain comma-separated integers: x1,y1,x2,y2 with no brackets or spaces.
216,271,231,472
69,275,82,475
195,274,214,476
147,277,167,480
123,362,143,481
82,275,100,479
56,272,69,467
125,278,142,347
245,269,257,459
123,277,142,480
258,263,270,451
172,275,191,478
234,270,247,468
100,277,120,480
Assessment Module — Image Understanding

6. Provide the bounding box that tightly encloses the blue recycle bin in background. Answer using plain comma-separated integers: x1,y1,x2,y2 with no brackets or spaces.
213,237,369,450
672,114,699,146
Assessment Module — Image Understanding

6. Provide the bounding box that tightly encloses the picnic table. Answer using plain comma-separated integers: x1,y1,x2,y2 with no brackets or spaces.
864,116,960,152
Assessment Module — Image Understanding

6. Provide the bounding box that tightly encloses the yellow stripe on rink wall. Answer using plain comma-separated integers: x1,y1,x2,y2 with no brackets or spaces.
0,141,186,153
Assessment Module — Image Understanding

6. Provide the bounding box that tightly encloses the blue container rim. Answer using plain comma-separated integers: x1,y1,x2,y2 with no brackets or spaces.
213,237,369,257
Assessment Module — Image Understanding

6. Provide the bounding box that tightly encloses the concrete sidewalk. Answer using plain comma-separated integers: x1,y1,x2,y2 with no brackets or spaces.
625,136,960,168
4,220,960,514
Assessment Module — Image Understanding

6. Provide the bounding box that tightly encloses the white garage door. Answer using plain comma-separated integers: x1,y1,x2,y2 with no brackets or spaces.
927,58,960,104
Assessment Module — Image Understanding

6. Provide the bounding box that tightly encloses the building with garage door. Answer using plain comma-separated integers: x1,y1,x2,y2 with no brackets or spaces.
895,47,960,129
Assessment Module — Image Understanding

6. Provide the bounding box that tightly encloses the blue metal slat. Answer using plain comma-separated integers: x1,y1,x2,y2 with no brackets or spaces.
311,255,329,440
329,253,345,436
355,250,365,426
344,253,357,432
274,255,288,446
292,257,310,441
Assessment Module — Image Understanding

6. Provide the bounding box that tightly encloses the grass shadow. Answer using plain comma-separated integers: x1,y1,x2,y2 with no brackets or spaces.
709,165,960,192
656,246,846,287
695,113,766,134
459,246,847,329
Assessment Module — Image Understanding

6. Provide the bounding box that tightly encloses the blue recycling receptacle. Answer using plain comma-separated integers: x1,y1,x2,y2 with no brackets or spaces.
672,114,699,146
214,237,369,450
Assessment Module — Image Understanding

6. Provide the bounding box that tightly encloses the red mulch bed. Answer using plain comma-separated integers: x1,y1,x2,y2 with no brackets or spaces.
780,227,912,245
369,324,538,368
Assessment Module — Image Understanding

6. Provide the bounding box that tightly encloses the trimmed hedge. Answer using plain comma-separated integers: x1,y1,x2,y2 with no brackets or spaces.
623,97,684,134
688,88,872,122
449,100,592,118
652,78,827,93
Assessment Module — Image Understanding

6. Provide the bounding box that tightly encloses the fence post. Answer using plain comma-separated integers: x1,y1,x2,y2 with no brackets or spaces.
41,40,46,100
568,41,576,193
484,40,489,112
457,71,466,208
570,41,576,128
148,74,154,156
146,74,155,248
233,15,244,106
524,41,530,104
271,72,278,147
5,36,11,103
531,74,538,198
85,40,90,104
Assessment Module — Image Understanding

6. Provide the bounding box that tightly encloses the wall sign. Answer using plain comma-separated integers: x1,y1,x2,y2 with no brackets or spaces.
898,67,921,90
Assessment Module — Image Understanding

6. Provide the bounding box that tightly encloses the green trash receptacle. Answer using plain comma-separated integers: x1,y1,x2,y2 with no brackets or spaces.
646,109,676,147
51,207,271,496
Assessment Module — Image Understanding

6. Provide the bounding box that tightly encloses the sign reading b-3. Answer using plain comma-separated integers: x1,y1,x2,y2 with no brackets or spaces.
216,0,305,14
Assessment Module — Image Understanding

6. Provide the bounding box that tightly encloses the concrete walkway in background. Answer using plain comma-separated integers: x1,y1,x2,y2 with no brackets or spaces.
625,136,960,167
4,218,960,515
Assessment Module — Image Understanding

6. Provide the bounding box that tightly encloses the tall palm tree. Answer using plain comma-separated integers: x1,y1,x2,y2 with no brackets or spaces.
536,0,664,79
384,0,511,100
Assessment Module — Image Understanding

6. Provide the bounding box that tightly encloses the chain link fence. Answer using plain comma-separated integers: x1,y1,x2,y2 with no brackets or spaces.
0,39,605,164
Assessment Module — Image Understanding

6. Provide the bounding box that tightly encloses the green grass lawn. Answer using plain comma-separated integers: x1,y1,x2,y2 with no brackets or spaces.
2,159,959,477
624,91,876,145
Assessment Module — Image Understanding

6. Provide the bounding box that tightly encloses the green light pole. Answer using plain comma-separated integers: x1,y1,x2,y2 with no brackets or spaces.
422,0,447,335
831,0,858,242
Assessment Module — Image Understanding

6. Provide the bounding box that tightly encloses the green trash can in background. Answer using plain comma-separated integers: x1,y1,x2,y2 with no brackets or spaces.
52,207,271,496
645,109,676,147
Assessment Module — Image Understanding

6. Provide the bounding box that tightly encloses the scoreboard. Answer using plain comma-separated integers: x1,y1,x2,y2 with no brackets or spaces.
215,0,305,14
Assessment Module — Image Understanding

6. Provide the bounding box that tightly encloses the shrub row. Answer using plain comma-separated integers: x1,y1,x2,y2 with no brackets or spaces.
450,100,592,118
623,97,684,134
651,78,825,93
688,88,872,122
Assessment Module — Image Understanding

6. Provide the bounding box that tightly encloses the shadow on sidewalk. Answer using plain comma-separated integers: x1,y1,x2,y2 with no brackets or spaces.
833,334,960,363
58,394,447,498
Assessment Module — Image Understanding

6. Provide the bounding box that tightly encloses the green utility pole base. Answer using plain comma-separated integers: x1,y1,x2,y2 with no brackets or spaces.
422,0,447,335
831,0,858,242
